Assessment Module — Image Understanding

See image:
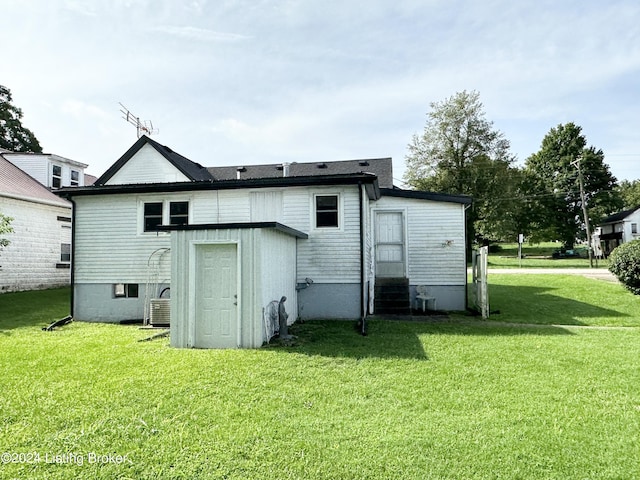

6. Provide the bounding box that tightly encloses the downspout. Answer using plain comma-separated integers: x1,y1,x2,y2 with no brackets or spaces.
358,182,367,336
69,197,76,318
464,202,471,311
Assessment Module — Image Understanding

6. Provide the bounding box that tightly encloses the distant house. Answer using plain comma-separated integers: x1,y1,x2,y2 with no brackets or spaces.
0,155,73,292
597,206,640,256
57,136,471,348
3,152,92,188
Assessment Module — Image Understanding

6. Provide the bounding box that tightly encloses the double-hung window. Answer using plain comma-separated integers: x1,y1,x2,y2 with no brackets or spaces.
70,170,80,186
315,195,339,228
144,202,164,232
52,165,62,189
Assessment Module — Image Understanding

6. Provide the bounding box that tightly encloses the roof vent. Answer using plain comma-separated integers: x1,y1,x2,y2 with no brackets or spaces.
236,166,247,179
359,161,370,166
317,163,328,169
282,162,291,177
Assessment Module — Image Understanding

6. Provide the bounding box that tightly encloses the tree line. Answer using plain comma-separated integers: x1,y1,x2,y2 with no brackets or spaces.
404,90,639,249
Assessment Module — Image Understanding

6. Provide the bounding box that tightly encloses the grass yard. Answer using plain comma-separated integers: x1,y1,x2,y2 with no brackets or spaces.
1,287,639,479
486,274,640,327
487,242,609,269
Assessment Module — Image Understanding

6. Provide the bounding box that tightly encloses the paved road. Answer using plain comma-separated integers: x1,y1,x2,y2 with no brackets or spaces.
486,267,618,282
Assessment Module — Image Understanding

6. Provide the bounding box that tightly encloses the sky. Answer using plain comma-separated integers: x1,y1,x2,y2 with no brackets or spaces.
2,0,640,185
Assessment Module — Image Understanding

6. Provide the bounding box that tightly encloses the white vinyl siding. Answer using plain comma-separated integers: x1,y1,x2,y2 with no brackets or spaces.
105,144,191,185
374,195,466,285
4,154,86,188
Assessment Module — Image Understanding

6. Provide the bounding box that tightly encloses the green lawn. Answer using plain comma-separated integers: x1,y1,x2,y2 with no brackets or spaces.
487,242,609,269
1,287,639,479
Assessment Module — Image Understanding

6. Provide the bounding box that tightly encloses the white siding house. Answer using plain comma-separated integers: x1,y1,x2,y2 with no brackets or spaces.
3,152,89,189
0,155,73,292
58,135,471,348
597,206,640,256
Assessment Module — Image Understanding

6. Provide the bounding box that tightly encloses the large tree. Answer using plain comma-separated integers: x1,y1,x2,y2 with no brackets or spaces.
0,85,42,153
524,123,622,247
404,90,517,244
617,179,640,209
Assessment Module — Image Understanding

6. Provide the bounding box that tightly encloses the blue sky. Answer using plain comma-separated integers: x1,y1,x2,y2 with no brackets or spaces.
3,0,640,184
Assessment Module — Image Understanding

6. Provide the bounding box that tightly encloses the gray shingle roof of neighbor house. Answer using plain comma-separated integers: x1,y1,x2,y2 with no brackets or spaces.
600,206,640,224
0,154,71,207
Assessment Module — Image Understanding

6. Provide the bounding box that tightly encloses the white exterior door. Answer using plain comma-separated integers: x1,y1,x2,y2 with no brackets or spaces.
195,244,238,348
375,212,405,277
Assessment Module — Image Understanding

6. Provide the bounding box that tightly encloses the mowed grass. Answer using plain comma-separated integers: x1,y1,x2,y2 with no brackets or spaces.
1,288,639,479
486,274,640,327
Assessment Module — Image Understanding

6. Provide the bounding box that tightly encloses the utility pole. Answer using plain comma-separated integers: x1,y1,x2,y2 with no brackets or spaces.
572,155,594,268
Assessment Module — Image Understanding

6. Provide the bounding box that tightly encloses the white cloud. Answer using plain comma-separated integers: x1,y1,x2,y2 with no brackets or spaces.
150,25,251,43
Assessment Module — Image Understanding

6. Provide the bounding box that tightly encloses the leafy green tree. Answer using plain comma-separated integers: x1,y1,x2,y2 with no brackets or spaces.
524,123,622,247
0,212,13,250
0,85,42,153
404,90,517,245
617,179,640,209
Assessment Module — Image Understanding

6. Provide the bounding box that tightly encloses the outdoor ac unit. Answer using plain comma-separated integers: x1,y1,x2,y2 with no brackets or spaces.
150,298,170,327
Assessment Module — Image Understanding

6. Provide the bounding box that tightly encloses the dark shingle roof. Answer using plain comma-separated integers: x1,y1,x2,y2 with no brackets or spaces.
208,158,394,188
600,206,640,224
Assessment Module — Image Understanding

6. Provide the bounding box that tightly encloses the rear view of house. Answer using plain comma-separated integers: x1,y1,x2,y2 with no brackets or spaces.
57,136,470,348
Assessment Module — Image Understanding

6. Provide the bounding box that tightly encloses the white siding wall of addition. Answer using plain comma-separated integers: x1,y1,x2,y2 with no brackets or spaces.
0,196,72,292
373,195,467,286
105,144,190,185
260,228,297,322
283,186,362,284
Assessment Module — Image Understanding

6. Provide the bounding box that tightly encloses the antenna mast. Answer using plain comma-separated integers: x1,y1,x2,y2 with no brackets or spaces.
119,103,158,138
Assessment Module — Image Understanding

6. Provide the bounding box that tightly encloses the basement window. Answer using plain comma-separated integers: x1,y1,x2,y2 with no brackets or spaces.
315,195,339,228
114,283,139,298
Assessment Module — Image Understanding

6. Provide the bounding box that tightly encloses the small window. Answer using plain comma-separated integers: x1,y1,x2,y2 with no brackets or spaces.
70,170,80,186
114,284,139,298
60,243,71,262
316,195,339,228
632,223,638,234
144,202,163,232
52,165,62,189
170,201,189,226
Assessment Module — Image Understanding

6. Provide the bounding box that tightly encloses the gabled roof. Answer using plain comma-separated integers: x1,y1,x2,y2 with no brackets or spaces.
209,158,394,188
0,155,71,208
94,135,214,185
600,206,640,225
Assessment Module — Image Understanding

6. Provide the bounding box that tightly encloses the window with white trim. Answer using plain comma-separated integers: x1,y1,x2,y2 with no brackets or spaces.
70,170,80,186
632,223,638,234
52,165,62,189
315,194,339,228
144,202,164,232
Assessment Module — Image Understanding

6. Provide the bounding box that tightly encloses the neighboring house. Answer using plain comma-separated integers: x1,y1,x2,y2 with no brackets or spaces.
596,206,640,256
57,135,471,348
0,155,73,292
3,152,90,189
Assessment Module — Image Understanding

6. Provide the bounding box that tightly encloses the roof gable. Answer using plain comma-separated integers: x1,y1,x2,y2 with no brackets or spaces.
95,136,213,185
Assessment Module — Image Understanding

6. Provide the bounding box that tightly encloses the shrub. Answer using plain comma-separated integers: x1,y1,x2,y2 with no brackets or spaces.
608,240,640,295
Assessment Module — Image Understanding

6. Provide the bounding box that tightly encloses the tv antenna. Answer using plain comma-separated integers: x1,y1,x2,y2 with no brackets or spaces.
119,103,158,138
